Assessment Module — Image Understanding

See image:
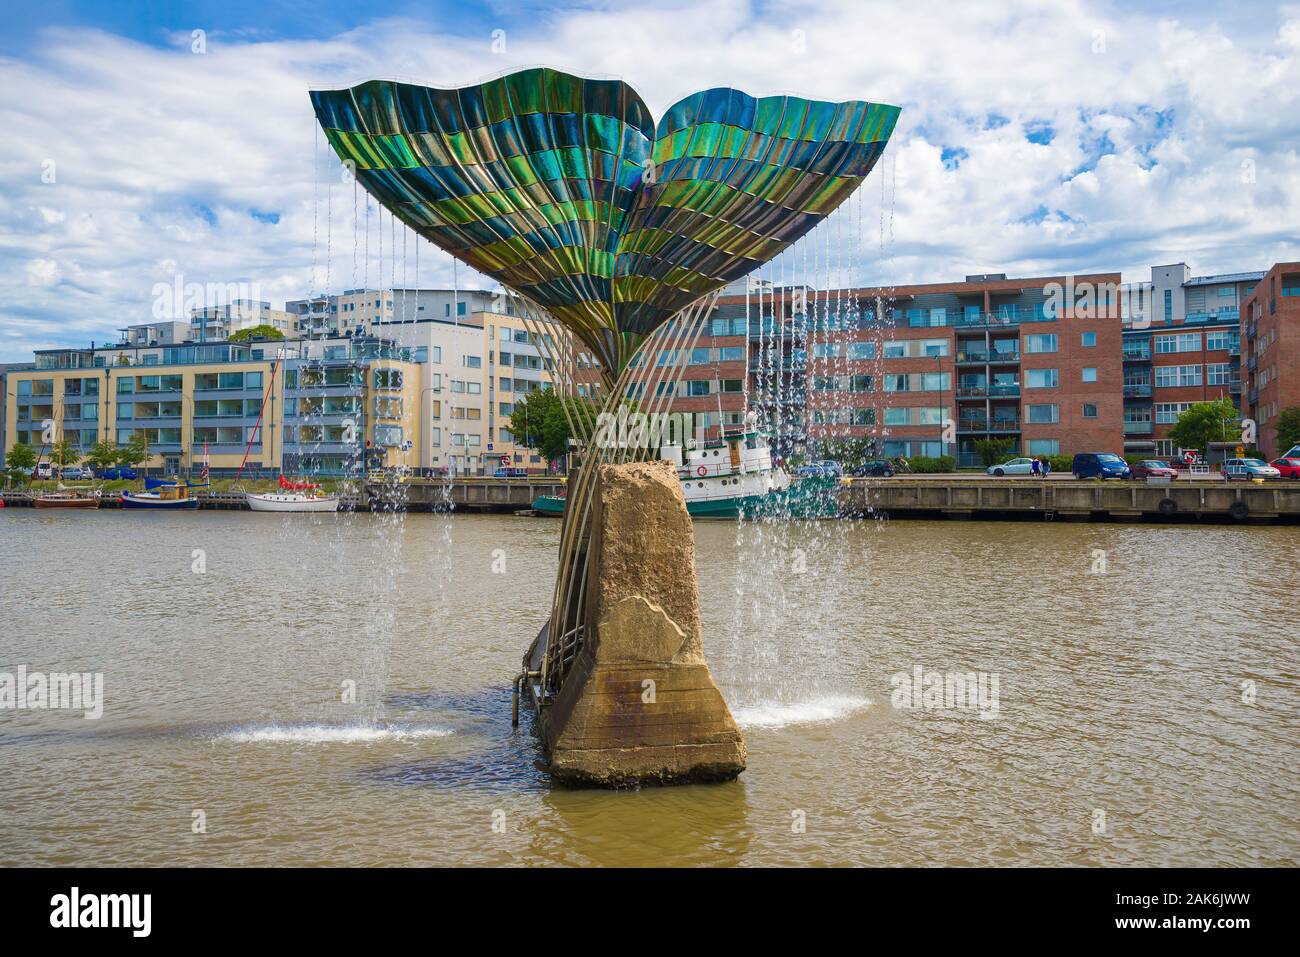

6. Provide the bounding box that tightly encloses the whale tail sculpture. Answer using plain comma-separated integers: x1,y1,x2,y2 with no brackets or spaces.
312,68,898,786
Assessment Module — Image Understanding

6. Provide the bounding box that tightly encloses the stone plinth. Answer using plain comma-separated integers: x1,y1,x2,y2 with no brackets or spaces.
543,460,746,787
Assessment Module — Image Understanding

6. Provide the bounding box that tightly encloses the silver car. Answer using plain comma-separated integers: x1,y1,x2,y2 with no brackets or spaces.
987,457,1036,476
1222,457,1281,480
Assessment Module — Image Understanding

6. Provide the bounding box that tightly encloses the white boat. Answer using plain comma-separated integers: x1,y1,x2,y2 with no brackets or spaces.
246,491,339,512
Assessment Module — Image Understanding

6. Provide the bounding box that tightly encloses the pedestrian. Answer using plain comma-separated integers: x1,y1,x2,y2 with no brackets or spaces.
1043,458,1051,477
1031,457,1041,477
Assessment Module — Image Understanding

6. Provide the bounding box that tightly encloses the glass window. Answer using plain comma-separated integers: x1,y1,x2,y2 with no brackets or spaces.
1082,368,1098,382
373,424,403,446
374,368,403,389
218,372,244,390
1081,331,1097,347
1024,334,1058,354
1082,403,1097,418
117,377,134,394
463,355,481,369
1027,439,1059,456
1025,369,1058,388
1026,404,1059,424
848,342,876,360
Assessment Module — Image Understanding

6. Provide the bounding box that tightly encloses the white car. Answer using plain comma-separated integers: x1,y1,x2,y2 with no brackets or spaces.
1222,458,1281,480
986,457,1036,476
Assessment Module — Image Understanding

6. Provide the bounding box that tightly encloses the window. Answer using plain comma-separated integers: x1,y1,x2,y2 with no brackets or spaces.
1081,368,1097,382
690,347,712,365
848,342,876,360
1155,402,1192,423
883,407,909,425
374,368,403,389
373,424,403,446
463,355,482,369
1207,363,1232,385
117,377,134,394
1081,331,1096,347
1024,334,1058,354
1163,289,1173,323
883,342,907,359
1205,330,1236,351
1154,332,1200,353
721,378,743,393
1154,364,1202,388
374,397,403,418
1025,369,1058,388
1026,404,1059,424
848,409,875,426
1027,439,1059,456
687,380,711,396
1082,403,1098,418
719,346,745,362
923,339,949,357
849,375,873,393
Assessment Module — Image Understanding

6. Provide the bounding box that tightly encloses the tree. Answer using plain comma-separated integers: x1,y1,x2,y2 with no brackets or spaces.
85,440,119,472
507,389,604,465
1275,406,1300,454
115,433,150,469
1167,398,1239,455
50,438,80,468
5,442,37,482
974,437,1015,466
229,324,285,342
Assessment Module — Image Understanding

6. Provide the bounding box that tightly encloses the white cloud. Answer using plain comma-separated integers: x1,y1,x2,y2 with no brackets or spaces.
0,0,1298,360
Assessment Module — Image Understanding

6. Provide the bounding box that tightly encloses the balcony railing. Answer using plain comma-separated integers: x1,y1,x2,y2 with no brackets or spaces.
1123,345,1152,361
1123,421,1154,434
1229,379,1242,393
1123,383,1153,398
1247,356,1258,372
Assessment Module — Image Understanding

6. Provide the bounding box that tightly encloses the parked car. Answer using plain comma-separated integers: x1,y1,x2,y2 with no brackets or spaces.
31,462,55,480
94,466,138,480
851,459,895,477
494,467,529,478
1268,456,1300,479
986,457,1036,476
798,460,843,478
58,466,91,481
1222,457,1281,480
1129,459,1178,479
1071,452,1131,479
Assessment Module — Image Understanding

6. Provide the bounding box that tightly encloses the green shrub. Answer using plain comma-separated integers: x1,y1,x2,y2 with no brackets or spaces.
1045,455,1073,474
906,455,956,473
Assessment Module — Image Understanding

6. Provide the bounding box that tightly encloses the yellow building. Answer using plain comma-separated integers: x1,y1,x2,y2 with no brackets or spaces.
4,338,422,477
481,311,563,471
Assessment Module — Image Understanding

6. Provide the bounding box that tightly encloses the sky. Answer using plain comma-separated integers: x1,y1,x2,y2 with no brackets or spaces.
1,0,1299,361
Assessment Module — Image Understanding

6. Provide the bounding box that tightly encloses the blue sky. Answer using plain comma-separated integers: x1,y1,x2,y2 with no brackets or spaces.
2,0,1299,360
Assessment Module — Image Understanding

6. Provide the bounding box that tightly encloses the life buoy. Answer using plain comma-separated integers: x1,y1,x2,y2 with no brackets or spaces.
696,465,707,477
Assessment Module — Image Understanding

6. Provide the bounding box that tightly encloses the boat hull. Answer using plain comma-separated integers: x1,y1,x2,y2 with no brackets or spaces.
120,492,199,509
246,493,339,512
33,496,100,509
532,475,839,520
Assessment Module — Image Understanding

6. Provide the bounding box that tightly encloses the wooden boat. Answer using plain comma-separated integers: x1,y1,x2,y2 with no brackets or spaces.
34,487,101,509
121,478,201,510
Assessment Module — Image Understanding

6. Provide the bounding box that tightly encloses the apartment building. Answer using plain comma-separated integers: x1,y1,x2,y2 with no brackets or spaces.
716,272,1125,465
1121,264,1256,456
1242,262,1300,458
4,336,422,477
287,288,502,337
190,300,295,341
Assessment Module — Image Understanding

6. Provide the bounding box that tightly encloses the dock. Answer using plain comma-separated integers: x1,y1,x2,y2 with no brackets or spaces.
840,476,1300,523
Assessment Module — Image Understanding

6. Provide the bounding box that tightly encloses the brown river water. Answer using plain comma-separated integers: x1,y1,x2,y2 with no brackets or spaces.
1,507,1296,866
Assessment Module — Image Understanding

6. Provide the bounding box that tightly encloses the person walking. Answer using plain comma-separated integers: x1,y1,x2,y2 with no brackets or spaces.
1031,457,1042,478
1042,458,1051,477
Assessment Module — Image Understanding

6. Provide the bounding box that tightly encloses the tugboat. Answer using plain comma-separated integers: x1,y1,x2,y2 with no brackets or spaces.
246,475,339,512
121,477,202,510
532,416,839,520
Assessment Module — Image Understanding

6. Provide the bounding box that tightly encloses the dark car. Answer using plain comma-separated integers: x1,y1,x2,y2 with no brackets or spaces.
1072,452,1131,480
95,466,139,480
851,459,895,477
1130,459,1177,479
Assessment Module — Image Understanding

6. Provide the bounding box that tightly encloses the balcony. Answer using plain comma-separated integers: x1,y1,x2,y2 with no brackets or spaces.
1123,421,1154,435
1247,355,1258,372
1123,383,1153,398
955,349,991,364
1122,344,1152,361
1247,322,1257,339
1229,379,1242,394
1249,389,1259,405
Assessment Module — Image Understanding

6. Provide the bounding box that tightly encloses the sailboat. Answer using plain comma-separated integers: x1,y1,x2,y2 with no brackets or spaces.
34,482,101,509
246,475,339,512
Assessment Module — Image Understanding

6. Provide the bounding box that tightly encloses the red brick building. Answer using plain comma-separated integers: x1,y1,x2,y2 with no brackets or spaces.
1242,262,1300,458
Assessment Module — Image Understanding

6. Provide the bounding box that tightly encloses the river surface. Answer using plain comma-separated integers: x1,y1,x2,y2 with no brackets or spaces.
1,507,1296,866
